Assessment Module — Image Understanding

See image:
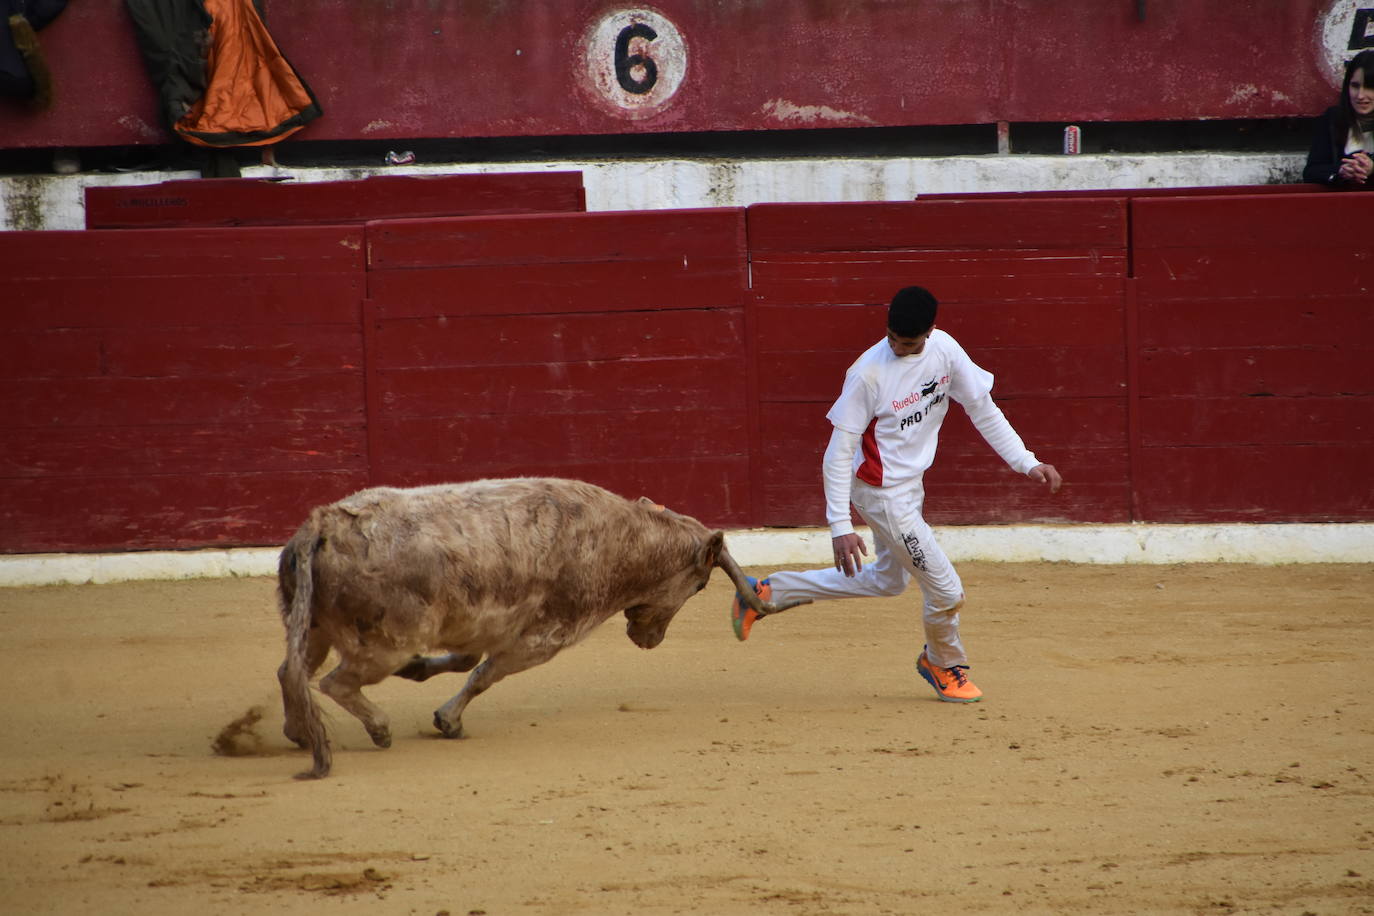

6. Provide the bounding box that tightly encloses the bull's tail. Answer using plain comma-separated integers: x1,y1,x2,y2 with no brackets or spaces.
280,521,331,778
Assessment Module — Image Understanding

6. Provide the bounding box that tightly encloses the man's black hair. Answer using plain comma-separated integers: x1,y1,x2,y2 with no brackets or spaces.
887,286,938,337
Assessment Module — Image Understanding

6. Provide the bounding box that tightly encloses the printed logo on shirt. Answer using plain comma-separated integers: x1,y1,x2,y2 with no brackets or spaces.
901,531,928,571
898,391,946,431
890,375,949,414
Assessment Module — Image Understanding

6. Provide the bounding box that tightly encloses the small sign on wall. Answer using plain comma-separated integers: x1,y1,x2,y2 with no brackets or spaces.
581,7,688,120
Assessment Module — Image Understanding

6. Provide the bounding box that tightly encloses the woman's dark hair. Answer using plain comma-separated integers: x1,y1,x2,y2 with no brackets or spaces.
1340,49,1374,138
888,286,938,337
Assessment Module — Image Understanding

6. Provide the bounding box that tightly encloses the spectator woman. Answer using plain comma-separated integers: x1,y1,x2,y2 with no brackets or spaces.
1304,49,1374,189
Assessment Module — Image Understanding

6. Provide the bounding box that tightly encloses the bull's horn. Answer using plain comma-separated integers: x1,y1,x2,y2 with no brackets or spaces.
715,547,812,617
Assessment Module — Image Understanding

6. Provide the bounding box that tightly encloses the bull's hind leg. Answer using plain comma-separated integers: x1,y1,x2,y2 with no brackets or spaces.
318,653,410,749
392,652,481,682
432,645,560,739
278,627,330,748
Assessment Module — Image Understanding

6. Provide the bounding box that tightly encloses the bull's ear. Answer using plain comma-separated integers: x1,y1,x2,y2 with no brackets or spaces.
637,496,667,513
703,530,725,566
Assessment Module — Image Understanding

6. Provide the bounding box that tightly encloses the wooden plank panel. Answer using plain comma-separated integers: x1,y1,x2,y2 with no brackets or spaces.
374,309,743,370
368,260,745,316
368,208,745,270
758,347,1125,401
755,300,1122,351
377,358,741,420
746,199,1128,252
1133,194,1374,249
917,185,1322,201
749,271,1126,308
0,329,104,378
1139,397,1372,448
372,410,746,473
1136,445,1374,523
99,326,364,378
0,469,369,553
752,249,1128,278
1139,348,1372,398
1134,249,1374,298
1138,297,1371,348
84,172,586,229
0,274,365,328
1,424,366,478
1,226,366,278
5,374,365,428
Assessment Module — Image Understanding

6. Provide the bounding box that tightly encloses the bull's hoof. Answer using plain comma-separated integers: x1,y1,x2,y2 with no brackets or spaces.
433,711,464,739
366,725,392,749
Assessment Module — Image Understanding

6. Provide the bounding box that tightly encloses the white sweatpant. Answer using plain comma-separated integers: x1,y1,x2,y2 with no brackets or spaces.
767,479,969,668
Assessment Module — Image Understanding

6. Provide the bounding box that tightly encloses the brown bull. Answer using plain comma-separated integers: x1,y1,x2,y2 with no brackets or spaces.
277,477,805,778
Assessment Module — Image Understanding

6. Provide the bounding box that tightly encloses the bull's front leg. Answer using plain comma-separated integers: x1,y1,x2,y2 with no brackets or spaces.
431,644,561,739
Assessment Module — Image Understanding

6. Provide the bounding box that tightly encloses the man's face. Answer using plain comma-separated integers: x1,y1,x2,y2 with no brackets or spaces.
887,327,932,358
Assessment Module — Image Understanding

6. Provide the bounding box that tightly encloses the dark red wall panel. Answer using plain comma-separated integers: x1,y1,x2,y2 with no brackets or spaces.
747,198,1131,527
1131,193,1374,522
364,208,753,530
0,226,369,553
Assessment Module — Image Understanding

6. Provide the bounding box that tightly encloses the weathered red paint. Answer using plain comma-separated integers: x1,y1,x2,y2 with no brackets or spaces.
0,1,1356,150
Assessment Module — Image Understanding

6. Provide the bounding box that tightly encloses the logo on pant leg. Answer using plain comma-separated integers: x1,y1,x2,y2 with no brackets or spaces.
901,532,928,571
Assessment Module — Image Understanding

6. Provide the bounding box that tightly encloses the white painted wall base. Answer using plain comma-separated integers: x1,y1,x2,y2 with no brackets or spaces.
2,523,1368,588
1,152,1307,231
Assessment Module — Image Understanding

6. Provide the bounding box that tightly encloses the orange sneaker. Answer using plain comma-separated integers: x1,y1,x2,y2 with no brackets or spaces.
916,648,982,703
731,576,771,641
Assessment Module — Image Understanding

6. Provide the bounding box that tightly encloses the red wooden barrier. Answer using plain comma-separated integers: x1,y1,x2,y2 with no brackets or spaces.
746,198,1132,527
1130,192,1374,522
916,185,1327,202
5,192,1371,554
84,172,586,229
363,208,753,529
0,226,369,553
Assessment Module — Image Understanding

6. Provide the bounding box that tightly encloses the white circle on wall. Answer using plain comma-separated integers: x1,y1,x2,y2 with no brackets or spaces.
582,8,688,119
1318,1,1374,86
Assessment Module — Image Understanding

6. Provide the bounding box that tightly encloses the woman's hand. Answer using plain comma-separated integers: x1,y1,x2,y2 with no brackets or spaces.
1338,151,1372,184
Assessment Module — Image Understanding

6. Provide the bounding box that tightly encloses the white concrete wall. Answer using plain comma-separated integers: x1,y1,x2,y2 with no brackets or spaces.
1,151,1307,231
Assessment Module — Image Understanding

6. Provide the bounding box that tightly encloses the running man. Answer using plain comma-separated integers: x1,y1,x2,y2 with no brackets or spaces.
732,286,1062,702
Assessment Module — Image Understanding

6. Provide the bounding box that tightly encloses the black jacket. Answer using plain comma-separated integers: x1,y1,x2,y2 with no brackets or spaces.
1303,106,1374,189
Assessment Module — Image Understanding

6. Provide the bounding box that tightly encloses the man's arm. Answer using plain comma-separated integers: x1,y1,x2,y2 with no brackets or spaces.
823,426,869,575
963,392,1062,492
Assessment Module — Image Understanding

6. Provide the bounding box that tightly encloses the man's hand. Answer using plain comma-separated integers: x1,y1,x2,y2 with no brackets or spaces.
829,530,862,574
833,532,869,577
1028,463,1063,493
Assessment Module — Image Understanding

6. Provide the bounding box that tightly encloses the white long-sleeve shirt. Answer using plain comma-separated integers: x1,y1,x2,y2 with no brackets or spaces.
823,330,1039,537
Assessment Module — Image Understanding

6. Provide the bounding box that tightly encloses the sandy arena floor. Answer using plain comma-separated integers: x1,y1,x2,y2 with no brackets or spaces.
0,561,1371,915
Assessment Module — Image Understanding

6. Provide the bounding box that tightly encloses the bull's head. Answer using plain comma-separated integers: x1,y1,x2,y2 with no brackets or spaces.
623,501,812,649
